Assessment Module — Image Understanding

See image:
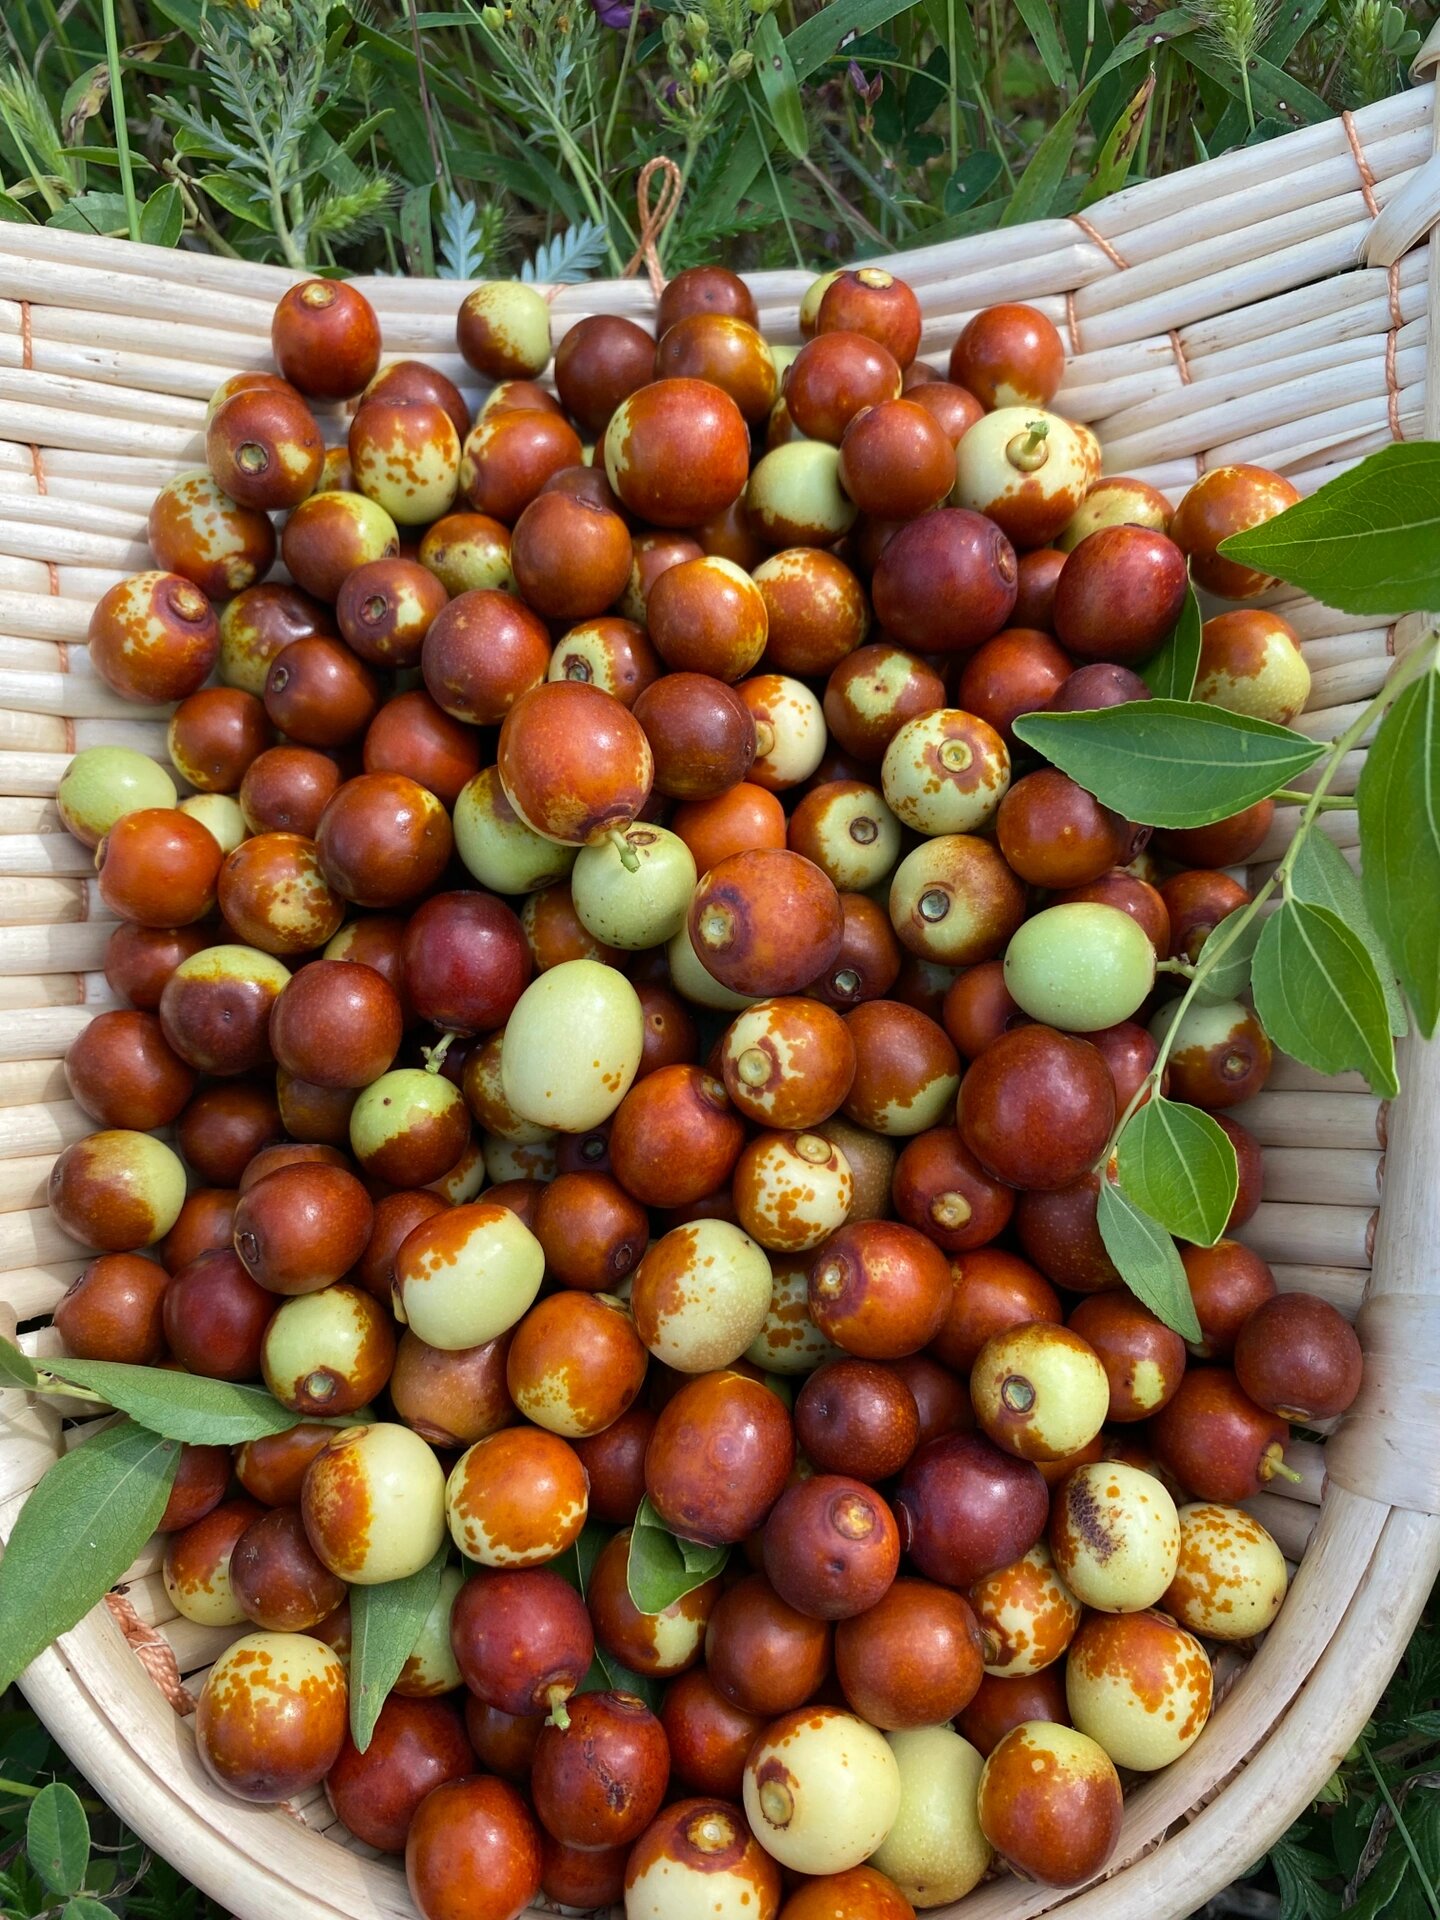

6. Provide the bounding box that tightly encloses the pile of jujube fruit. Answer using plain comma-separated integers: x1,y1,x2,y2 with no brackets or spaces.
42,258,1364,1920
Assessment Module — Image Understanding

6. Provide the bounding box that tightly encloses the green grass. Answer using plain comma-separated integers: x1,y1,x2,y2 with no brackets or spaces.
0,0,1428,277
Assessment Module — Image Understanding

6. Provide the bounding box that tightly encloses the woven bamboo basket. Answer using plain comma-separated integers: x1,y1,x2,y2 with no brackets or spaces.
2,33,1440,1919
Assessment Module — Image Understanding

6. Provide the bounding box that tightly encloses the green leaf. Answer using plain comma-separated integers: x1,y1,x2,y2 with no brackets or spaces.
23,1354,301,1446
197,172,270,227
1290,831,1406,1037
1140,582,1202,700
1190,906,1265,1004
1251,901,1399,1097
62,1900,115,1920
626,1498,728,1615
584,1646,662,1712
0,190,38,224
348,1541,449,1753
1012,0,1071,84
1219,445,1440,617
0,1337,39,1387
550,1521,611,1598
138,181,183,247
753,16,809,159
0,1418,178,1692
26,1784,89,1897
1180,40,1330,128
1096,1179,1202,1341
1357,671,1440,1038
943,152,1003,215
399,178,435,277
1001,77,1098,226
46,191,131,234
786,0,914,79
1012,700,1323,827
1115,1097,1238,1248
1081,65,1154,204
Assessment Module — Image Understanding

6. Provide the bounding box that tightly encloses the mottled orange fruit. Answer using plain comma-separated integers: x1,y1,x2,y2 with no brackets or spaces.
733,1131,853,1253
780,1865,915,1920
645,1370,794,1546
808,1220,951,1360
721,997,856,1131
505,1291,648,1437
604,378,751,528
1194,608,1311,724
218,832,344,955
163,1498,264,1627
969,1541,1082,1676
689,849,843,998
1065,1607,1213,1769
755,549,868,678
1169,463,1301,598
842,1001,960,1137
418,510,514,596
459,409,583,524
587,1528,721,1678
89,570,220,704
1163,1501,1289,1639
888,835,1027,968
977,1720,1123,1886
497,681,654,846
349,398,461,526
280,491,399,604
625,1799,782,1920
195,1631,348,1802
445,1426,589,1566
881,708,1011,837
148,471,276,600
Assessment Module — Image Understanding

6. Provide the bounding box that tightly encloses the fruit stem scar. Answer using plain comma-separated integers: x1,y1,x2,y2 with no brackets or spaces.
1007,421,1051,470
758,1779,794,1826
1000,1373,1036,1414
736,1046,772,1087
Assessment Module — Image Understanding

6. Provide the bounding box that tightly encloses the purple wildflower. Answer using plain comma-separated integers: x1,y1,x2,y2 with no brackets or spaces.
589,0,633,26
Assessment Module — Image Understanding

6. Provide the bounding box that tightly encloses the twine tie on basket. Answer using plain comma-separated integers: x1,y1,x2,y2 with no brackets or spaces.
103,1590,197,1716
19,302,63,610
621,156,684,299
1341,109,1405,444
1068,213,1199,466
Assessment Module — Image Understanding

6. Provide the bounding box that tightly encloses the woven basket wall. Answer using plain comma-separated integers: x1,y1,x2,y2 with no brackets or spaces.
1,39,1440,1920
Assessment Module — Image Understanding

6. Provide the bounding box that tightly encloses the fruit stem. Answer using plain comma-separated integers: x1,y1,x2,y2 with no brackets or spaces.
1266,1456,1304,1485
1155,958,1195,977
609,828,641,874
1006,420,1051,472
1273,789,1353,809
544,1685,572,1730
31,1370,107,1406
1098,626,1440,1167
422,1032,456,1076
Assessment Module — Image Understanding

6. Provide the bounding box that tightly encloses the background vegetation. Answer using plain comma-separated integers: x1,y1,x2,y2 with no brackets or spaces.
0,0,1431,281
0,0,1437,1913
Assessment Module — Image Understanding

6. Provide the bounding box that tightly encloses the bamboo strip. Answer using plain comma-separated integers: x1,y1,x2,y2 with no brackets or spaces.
1306,658,1391,708
1265,1060,1371,1094
0,925,114,976
0,334,250,403
0,489,156,542
120,1571,171,1629
158,1617,245,1675
0,595,102,644
4,1261,87,1320
1238,1201,1375,1269
1093,87,1431,236
1263,1439,1327,1505
1228,1091,1385,1149
0,1206,92,1269
0,879,90,925
1271,1264,1366,1316
0,1007,113,1057
1297,629,1392,671
0,835,100,878
1076,227,1374,353
0,974,86,1010
0,1156,50,1233
1179,249,1425,363
0,1061,70,1106
1103,351,1425,467
1081,187,1398,322
0,799,64,834
0,1304,61,1503
1261,1148,1382,1206
0,1100,96,1157
0,521,152,574
1251,808,1359,863
1106,121,1433,266
1240,1492,1318,1561
118,1538,167,1584
0,672,167,723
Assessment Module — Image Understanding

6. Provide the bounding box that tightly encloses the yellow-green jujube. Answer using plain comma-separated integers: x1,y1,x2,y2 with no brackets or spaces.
571,825,697,950
501,959,645,1131
57,746,177,849
869,1727,992,1907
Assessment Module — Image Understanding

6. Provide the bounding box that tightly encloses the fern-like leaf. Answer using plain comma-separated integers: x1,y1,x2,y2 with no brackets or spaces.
520,218,608,285
437,195,509,279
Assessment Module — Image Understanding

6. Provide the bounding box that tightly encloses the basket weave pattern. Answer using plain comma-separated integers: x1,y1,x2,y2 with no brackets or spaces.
0,67,1439,1920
